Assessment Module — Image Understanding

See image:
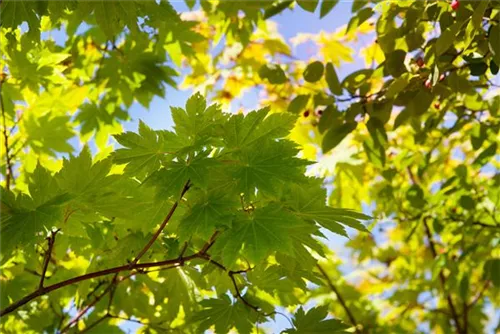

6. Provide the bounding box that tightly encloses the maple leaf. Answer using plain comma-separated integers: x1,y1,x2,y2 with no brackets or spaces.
178,190,237,241
0,0,42,40
113,121,178,177
222,107,296,150
148,150,220,199
170,92,226,149
283,306,349,333
24,113,74,156
230,140,311,196
191,295,256,334
283,179,370,236
56,146,116,197
0,165,71,259
212,204,317,265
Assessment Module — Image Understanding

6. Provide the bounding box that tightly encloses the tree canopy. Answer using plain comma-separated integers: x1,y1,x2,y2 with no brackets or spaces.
0,1,499,333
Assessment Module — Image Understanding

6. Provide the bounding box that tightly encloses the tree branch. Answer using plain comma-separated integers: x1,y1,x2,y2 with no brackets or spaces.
61,280,116,333
78,314,109,334
0,231,220,318
39,229,60,290
468,280,490,308
316,263,361,334
0,82,14,189
0,252,200,317
129,180,191,266
228,270,259,312
423,219,465,334
203,256,259,312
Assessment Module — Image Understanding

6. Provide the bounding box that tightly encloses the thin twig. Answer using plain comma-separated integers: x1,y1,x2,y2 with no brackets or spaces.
78,314,109,334
39,229,60,289
316,263,361,334
204,257,260,311
130,180,191,266
107,274,119,312
228,270,259,312
61,281,116,333
423,219,465,334
468,281,490,308
0,82,14,189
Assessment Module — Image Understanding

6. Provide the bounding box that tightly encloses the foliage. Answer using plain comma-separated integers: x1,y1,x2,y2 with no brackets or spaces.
1,0,499,333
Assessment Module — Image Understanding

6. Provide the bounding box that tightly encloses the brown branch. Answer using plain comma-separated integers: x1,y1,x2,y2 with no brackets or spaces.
0,254,200,317
204,256,260,312
61,277,119,333
107,314,171,331
463,300,468,334
423,219,465,334
316,263,361,334
0,231,220,317
130,180,191,266
471,222,499,229
0,82,14,189
39,229,60,289
468,280,490,308
78,314,109,334
228,270,259,312
106,274,119,313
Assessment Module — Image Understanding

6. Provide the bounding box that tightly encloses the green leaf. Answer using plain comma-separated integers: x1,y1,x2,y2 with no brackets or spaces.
213,204,312,264
325,63,342,95
303,61,325,82
0,0,41,39
322,122,357,153
178,191,236,241
484,259,500,288
171,92,226,147
385,49,407,77
192,295,255,334
288,95,310,114
490,59,499,75
283,306,349,333
469,62,488,76
1,166,71,258
24,113,74,156
223,108,296,149
297,0,319,12
318,105,341,133
259,63,288,84
459,195,475,210
150,151,218,198
406,184,426,209
231,140,310,196
185,0,196,9
473,143,498,166
436,22,460,56
113,121,172,177
264,0,293,19
351,0,368,12
284,180,369,235
386,74,411,98
56,146,116,197
488,23,500,65
320,0,339,18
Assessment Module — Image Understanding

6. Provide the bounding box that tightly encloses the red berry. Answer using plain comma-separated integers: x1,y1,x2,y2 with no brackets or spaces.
317,109,323,116
303,110,310,117
416,57,424,68
434,102,440,109
439,74,445,81
424,79,432,89
451,0,459,11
